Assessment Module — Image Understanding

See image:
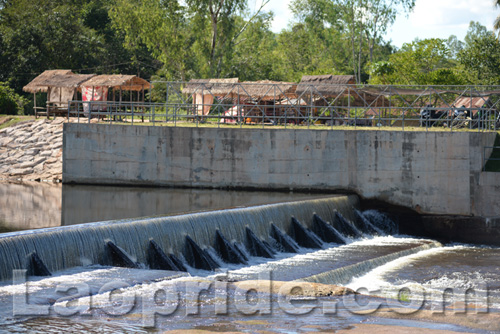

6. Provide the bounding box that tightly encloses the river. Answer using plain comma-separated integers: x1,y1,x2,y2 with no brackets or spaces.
0,182,499,333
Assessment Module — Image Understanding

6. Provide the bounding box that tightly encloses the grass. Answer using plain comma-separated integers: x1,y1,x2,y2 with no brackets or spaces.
103,118,499,133
0,115,36,130
484,133,500,172
0,114,498,136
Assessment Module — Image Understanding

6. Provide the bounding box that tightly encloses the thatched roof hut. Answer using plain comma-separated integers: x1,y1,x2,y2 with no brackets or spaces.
23,70,95,93
239,80,297,101
80,75,151,91
296,75,355,96
182,78,239,96
452,96,491,109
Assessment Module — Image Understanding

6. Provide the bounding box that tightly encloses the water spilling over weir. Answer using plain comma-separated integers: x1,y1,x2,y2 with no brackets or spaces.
2,191,499,333
0,196,366,281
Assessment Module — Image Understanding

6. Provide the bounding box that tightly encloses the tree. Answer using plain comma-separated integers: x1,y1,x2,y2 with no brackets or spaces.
0,81,26,115
446,35,464,59
185,0,270,78
227,12,280,81
290,0,415,83
109,0,186,80
370,38,465,85
458,24,500,85
0,0,142,95
495,0,500,34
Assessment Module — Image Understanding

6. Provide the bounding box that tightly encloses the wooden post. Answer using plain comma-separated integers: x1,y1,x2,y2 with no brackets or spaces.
46,87,51,119
34,93,37,118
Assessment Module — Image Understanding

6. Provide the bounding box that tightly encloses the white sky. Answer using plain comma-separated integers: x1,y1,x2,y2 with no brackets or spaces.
257,0,498,47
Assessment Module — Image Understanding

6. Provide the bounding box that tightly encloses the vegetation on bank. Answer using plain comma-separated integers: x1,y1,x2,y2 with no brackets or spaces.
0,0,500,116
0,115,34,130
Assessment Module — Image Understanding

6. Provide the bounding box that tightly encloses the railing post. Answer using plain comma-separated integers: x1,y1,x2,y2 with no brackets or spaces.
88,102,92,124
166,83,169,124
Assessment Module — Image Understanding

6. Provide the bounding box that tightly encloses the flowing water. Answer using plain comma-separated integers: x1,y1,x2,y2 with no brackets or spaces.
0,182,499,333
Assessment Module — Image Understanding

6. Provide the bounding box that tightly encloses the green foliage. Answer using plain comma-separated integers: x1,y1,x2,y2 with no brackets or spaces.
290,0,413,83
370,38,465,85
0,0,153,94
229,13,280,81
458,23,500,85
0,0,499,99
0,82,26,115
109,0,186,80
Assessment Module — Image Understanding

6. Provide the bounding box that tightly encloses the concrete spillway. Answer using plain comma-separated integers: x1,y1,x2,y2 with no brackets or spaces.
0,196,361,281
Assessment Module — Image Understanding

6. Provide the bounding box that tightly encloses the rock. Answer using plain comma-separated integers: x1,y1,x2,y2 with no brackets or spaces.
25,149,40,156
51,118,65,125
233,280,356,298
44,157,58,165
33,162,45,173
0,119,63,181
9,168,32,176
24,137,39,144
19,157,46,169
0,137,14,147
47,134,60,142
14,136,27,144
15,156,32,164
30,120,46,128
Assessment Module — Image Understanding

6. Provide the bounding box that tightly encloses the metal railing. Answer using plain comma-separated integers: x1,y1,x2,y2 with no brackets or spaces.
66,82,500,132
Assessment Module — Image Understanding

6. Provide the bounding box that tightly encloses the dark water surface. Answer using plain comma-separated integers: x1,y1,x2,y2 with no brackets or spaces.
0,181,323,232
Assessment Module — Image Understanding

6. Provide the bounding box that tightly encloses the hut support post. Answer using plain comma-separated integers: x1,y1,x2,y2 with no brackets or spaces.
273,85,276,126
89,86,95,123
166,83,170,124
119,87,122,121
34,93,37,119
348,87,351,127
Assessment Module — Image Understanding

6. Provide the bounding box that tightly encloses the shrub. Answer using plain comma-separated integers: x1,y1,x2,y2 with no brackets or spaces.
0,82,26,115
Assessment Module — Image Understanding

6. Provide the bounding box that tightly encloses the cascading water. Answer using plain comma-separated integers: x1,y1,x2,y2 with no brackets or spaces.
1,193,498,334
0,195,359,281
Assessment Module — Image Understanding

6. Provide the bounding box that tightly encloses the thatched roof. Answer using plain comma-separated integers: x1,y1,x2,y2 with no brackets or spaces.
452,96,491,109
81,75,151,91
23,70,95,93
296,75,356,96
182,78,239,95
238,81,297,101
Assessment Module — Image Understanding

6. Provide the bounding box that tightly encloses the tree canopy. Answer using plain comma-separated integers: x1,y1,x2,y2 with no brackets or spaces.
0,0,499,115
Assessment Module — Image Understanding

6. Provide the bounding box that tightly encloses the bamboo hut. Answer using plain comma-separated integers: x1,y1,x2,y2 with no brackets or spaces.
296,75,355,97
182,78,239,116
238,80,297,101
452,96,492,115
80,74,152,113
236,81,298,123
23,70,96,118
297,74,388,122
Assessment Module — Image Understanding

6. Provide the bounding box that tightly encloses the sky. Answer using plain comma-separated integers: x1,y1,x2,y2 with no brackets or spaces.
257,0,498,47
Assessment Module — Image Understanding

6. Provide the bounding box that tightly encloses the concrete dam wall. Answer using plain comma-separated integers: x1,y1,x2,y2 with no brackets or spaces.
63,124,500,217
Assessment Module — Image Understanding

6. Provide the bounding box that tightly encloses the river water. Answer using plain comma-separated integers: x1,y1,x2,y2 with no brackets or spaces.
0,182,322,231
0,182,499,333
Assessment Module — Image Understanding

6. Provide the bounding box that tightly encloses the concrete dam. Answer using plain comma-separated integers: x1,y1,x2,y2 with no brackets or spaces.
0,195,414,280
63,124,499,217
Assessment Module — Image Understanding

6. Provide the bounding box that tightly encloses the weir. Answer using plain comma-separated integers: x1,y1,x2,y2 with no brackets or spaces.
0,196,360,281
